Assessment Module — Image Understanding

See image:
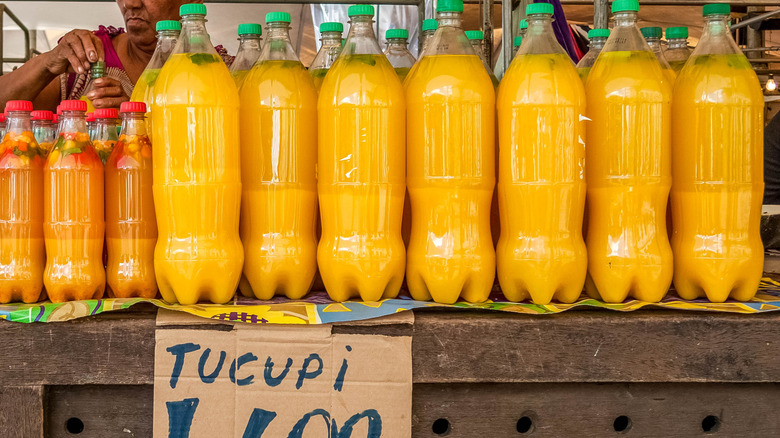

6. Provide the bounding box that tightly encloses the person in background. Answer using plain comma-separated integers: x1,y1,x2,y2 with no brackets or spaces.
764,110,780,204
0,0,191,111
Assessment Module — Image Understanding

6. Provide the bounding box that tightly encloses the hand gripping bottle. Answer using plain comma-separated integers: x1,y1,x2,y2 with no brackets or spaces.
384,29,416,83
309,22,344,91
465,30,499,86
641,26,677,84
152,3,243,304
318,5,406,302
671,4,764,302
584,0,673,303
130,20,181,109
229,23,263,89
497,3,587,304
576,29,609,81
405,0,496,304
238,12,318,300
92,108,118,164
31,110,57,155
664,27,692,74
420,19,438,54
105,102,157,298
0,101,45,303
44,100,106,302
81,61,106,113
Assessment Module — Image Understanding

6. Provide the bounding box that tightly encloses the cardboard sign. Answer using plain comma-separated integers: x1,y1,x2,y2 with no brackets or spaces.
154,311,413,438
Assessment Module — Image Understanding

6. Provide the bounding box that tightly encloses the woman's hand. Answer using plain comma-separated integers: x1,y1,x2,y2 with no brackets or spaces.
87,77,129,109
45,29,105,76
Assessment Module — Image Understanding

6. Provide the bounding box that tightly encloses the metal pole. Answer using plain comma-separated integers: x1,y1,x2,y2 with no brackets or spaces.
418,0,425,55
594,0,608,30
501,0,511,72
482,0,493,66
730,7,780,30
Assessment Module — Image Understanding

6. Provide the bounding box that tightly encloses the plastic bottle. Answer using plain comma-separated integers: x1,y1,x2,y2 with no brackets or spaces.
229,23,263,89
0,101,45,303
384,28,416,82
86,112,96,140
318,4,406,302
497,3,586,304
665,27,692,74
420,19,438,53
31,110,56,155
584,0,672,303
671,3,764,302
44,99,105,302
238,12,318,300
513,36,522,56
105,102,157,298
130,20,180,127
576,28,609,81
81,61,106,113
0,113,6,139
405,0,495,304
92,108,118,164
152,3,243,304
465,30,499,86
309,22,343,91
641,26,677,84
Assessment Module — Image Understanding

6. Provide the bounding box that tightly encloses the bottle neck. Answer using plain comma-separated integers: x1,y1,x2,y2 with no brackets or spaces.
437,11,462,28
645,37,662,50
469,39,483,50
667,38,688,49
178,14,216,55
91,67,105,80
387,38,409,49
238,35,262,52
5,111,32,135
59,111,88,135
703,14,730,36
613,11,638,28
589,37,607,50
344,16,382,56
320,31,342,47
262,23,298,61
695,14,740,56
95,118,118,140
120,113,147,137
522,14,566,55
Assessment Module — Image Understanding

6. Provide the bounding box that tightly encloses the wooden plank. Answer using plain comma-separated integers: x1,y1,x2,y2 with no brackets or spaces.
412,310,780,383
0,386,44,438
412,382,780,437
46,385,153,438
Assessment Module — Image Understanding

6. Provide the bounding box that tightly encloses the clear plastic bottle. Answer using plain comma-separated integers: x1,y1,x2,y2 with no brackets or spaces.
309,22,344,91
92,108,118,164
671,3,764,302
497,2,586,304
318,4,406,302
465,30,499,86
584,0,672,303
0,101,45,303
405,0,495,304
0,113,6,139
81,61,106,113
44,99,105,302
384,28,416,82
576,28,609,81
665,26,692,74
229,23,263,89
105,102,157,298
420,19,438,53
130,20,180,126
238,12,318,300
152,3,243,304
86,112,96,140
513,36,522,56
641,26,676,84
31,110,56,155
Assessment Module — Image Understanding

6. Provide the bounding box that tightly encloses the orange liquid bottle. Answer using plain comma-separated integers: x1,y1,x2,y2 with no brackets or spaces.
44,100,105,302
0,101,45,303
105,102,157,298
92,109,118,164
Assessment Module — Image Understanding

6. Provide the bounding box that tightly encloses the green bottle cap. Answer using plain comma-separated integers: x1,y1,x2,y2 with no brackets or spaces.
437,0,464,13
640,26,662,38
465,30,484,40
422,19,439,31
156,20,181,32
526,3,554,15
611,0,639,13
588,28,610,39
513,36,522,47
520,19,529,29
703,3,730,16
665,26,688,39
320,22,343,33
386,28,409,39
179,3,206,16
348,4,374,17
238,23,262,35
265,12,291,23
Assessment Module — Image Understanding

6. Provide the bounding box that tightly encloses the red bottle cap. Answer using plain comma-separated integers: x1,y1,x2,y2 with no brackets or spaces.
59,100,88,112
86,112,96,122
94,108,119,119
56,105,62,115
5,100,33,112
0,114,5,123
31,110,54,121
120,101,147,113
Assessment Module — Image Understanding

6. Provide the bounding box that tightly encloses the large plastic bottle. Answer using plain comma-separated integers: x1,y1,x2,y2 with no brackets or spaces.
405,0,495,304
152,3,243,304
576,28,609,81
105,102,157,298
309,22,344,91
584,0,672,303
465,30,499,86
420,19,438,53
641,26,677,84
44,100,105,302
384,29,416,82
92,108,118,164
664,27,692,74
671,3,764,302
497,3,586,304
318,4,406,302
229,23,263,89
239,12,318,300
131,20,180,133
31,110,56,155
0,101,45,303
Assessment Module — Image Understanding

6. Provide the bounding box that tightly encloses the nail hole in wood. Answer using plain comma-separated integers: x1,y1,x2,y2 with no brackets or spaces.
66,417,84,434
516,416,534,434
702,415,720,433
613,415,632,433
432,418,451,435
